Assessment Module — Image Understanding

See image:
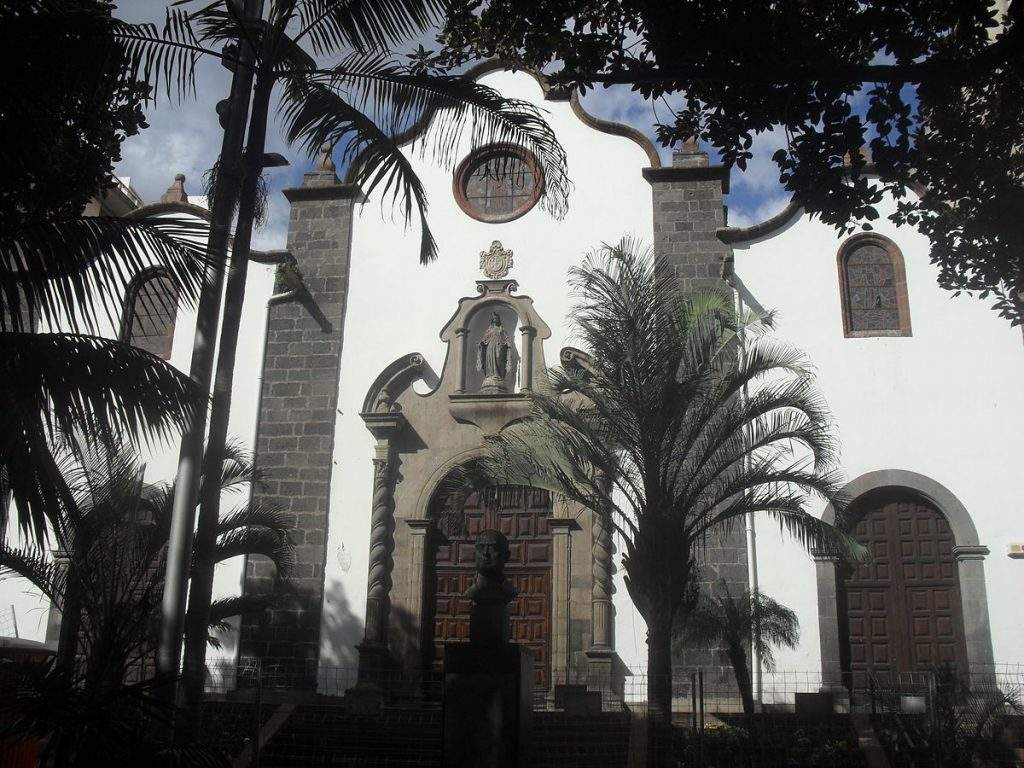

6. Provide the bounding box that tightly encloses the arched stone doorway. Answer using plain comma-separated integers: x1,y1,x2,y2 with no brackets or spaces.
426,485,554,688
837,490,968,691
816,470,995,697
352,271,624,697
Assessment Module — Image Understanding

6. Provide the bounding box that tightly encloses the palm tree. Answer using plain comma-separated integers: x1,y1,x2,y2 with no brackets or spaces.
112,0,571,724
0,440,294,696
1,191,213,671
1,1,215,545
1,440,292,765
679,582,800,720
1,213,212,547
454,239,860,730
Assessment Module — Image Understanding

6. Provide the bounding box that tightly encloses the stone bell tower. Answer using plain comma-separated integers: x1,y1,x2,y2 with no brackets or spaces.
239,147,359,683
645,141,749,688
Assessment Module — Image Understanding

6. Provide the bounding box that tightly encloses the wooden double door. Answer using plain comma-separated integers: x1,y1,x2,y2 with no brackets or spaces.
429,486,553,688
838,491,968,691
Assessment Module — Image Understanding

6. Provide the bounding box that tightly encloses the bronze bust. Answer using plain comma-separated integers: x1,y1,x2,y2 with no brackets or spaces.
465,529,517,645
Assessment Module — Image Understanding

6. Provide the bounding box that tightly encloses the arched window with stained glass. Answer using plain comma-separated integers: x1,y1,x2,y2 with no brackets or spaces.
837,233,912,338
120,268,179,359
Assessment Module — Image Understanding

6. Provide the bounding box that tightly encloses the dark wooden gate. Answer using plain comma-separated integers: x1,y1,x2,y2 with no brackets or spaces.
429,486,553,688
838,491,968,691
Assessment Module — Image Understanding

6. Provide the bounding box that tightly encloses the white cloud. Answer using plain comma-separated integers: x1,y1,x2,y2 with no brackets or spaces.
727,193,792,229
728,126,788,196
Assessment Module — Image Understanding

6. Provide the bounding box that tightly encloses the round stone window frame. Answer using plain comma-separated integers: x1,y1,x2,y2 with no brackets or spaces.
452,144,545,224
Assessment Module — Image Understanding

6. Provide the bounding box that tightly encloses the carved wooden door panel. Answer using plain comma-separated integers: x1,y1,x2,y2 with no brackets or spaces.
431,486,553,688
839,493,967,691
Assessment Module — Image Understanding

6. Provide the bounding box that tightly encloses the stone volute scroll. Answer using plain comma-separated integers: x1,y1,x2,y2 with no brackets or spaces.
357,353,439,676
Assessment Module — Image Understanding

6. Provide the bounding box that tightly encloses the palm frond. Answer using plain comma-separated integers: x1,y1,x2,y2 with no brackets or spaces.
208,593,279,627
216,499,291,537
294,0,443,56
218,440,262,494
1,215,211,334
0,333,204,447
0,544,65,604
111,8,218,101
294,55,570,220
0,333,204,541
280,76,438,261
212,527,294,577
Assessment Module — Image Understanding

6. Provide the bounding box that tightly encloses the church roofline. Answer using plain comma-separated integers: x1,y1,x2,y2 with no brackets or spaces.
716,163,928,246
341,58,662,185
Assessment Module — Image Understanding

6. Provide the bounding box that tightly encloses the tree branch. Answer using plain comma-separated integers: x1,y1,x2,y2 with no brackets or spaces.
559,33,1020,87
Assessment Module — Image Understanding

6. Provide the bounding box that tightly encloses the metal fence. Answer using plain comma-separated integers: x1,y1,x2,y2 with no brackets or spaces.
864,666,1024,768
191,661,1024,768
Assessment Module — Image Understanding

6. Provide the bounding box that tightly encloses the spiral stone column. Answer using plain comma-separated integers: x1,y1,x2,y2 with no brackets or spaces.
590,506,614,651
586,471,623,699
363,455,394,644
357,410,404,684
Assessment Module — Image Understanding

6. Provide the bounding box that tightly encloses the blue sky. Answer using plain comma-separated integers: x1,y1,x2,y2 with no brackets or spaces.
115,2,791,250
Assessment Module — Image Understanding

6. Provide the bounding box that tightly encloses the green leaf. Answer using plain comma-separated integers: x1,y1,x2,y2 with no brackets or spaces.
1,215,211,334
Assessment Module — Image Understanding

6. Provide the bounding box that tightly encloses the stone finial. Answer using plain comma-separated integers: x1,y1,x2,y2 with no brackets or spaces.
672,138,708,168
301,142,341,188
159,173,188,203
316,142,336,173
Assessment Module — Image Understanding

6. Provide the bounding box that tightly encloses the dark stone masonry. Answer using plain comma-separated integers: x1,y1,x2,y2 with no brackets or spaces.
645,145,732,292
645,145,749,690
238,161,359,682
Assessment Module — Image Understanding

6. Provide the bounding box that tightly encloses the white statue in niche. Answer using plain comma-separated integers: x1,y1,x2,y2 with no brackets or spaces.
477,311,512,393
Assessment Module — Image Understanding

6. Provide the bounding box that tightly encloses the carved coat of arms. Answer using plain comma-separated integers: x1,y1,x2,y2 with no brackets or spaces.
479,240,514,279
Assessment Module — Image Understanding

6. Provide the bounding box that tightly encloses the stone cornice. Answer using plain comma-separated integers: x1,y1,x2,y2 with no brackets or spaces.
282,183,362,202
547,518,582,532
405,518,434,533
360,412,406,441
952,544,990,561
810,548,841,563
643,165,730,193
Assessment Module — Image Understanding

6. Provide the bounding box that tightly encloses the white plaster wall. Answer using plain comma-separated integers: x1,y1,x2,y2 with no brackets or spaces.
0,205,277,664
320,70,656,672
734,196,1024,673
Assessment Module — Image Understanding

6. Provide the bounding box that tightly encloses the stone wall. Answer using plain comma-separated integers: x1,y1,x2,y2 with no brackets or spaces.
645,147,749,690
239,165,358,682
644,146,732,292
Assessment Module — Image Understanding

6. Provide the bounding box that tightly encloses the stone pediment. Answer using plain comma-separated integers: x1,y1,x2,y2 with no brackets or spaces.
362,252,552,444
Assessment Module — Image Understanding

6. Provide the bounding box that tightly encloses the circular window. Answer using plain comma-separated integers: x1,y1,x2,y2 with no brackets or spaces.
453,144,544,223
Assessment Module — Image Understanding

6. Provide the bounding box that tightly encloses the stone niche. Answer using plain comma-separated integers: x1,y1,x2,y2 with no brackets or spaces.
353,258,626,704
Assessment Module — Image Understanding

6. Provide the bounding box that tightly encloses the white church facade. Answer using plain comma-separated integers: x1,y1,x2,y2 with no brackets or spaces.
4,65,1022,704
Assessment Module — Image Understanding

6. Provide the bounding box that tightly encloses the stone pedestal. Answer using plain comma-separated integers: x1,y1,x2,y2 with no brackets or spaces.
443,642,534,768
586,647,628,706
